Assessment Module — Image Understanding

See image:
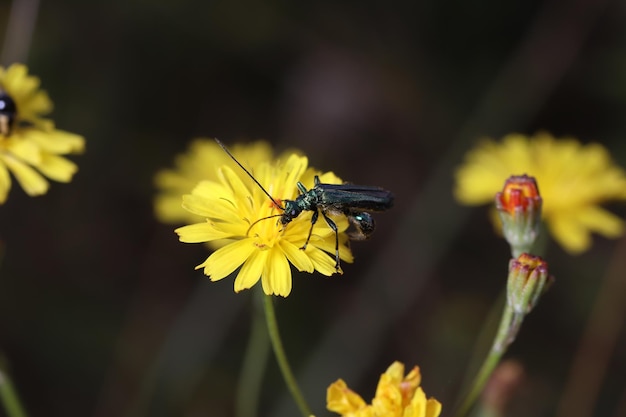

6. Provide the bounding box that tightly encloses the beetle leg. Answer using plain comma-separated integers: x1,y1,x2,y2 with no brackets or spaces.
320,211,340,271
301,209,319,251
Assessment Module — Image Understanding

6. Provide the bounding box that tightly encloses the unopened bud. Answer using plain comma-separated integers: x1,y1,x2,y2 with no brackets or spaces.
495,175,542,255
507,253,552,314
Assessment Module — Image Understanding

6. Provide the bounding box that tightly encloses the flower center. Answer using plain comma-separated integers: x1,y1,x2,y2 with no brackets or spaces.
250,208,284,250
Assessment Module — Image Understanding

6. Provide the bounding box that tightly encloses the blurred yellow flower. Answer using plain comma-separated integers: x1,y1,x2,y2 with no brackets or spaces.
0,63,54,131
454,132,626,254
175,148,353,297
154,139,274,224
0,64,84,203
327,361,442,417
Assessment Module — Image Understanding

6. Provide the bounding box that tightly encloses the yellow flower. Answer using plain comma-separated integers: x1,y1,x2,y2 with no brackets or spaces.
154,139,274,224
0,63,54,131
454,132,626,254
327,361,442,417
175,149,354,297
0,64,84,203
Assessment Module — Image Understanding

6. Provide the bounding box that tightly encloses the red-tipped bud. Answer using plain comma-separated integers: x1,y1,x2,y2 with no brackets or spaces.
495,175,542,256
496,175,541,215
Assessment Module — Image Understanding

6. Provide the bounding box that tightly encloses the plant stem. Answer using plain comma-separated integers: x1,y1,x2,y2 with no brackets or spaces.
453,304,522,417
0,368,27,417
263,295,312,417
236,289,271,417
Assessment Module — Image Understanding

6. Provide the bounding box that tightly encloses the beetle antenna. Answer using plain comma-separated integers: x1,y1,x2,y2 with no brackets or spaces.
215,138,284,209
246,214,284,236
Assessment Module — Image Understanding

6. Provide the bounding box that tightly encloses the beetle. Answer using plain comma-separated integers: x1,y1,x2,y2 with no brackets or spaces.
216,139,394,270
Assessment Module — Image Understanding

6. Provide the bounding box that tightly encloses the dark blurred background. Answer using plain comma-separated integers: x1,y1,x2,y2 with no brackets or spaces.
0,0,625,416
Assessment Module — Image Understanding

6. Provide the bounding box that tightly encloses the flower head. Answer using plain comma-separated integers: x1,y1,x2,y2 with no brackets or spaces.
507,253,552,314
154,139,274,224
0,64,54,131
0,64,84,203
454,132,626,254
327,361,442,417
175,147,353,297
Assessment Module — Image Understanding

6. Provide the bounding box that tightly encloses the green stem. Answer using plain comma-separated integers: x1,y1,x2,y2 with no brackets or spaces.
236,289,271,417
511,245,530,259
0,368,27,417
263,295,312,417
454,304,523,417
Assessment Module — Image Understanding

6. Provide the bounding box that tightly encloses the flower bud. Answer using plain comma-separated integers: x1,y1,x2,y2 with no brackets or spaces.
507,253,552,314
495,175,542,255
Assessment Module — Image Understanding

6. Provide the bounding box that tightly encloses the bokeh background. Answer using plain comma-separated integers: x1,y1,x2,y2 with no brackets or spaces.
1,0,626,416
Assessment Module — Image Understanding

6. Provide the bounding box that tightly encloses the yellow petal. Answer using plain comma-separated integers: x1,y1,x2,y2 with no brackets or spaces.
1,154,49,196
373,374,403,409
0,162,11,204
279,239,314,273
219,166,253,206
191,179,230,198
309,233,354,264
36,153,78,182
154,194,199,223
281,212,315,245
306,246,340,276
5,137,41,165
234,250,267,292
280,154,308,197
25,129,85,154
425,398,443,417
26,91,54,119
154,169,188,190
547,206,625,254
575,205,624,238
454,139,517,205
404,388,427,417
316,170,343,185
547,214,591,254
182,194,219,217
176,222,234,243
3,64,27,88
198,238,256,280
182,194,240,225
327,379,367,414
2,64,54,123
261,248,292,296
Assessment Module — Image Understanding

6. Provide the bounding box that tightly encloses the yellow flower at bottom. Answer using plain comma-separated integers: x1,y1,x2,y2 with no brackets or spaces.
327,362,442,417
175,152,354,297
454,132,626,254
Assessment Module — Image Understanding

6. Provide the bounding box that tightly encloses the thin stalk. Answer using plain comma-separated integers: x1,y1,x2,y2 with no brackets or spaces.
0,368,27,417
453,304,522,417
236,289,271,417
1,0,40,64
263,295,311,417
